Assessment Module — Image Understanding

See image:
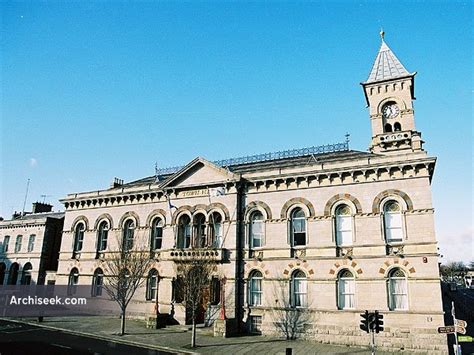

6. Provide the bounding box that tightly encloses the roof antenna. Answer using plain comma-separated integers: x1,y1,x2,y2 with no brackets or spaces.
22,178,30,215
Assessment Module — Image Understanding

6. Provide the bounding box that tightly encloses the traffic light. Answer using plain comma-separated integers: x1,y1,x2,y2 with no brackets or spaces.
360,310,369,333
374,310,384,333
368,312,377,331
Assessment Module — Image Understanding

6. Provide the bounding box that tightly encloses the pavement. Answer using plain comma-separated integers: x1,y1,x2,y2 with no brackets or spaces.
1,316,404,354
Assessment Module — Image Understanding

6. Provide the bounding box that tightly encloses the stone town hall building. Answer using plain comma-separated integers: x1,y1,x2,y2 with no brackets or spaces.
55,35,446,353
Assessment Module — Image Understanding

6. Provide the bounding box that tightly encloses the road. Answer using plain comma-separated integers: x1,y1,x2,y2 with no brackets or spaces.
0,319,178,355
442,284,474,355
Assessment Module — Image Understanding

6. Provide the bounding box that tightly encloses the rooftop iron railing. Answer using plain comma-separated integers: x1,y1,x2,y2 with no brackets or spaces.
155,141,349,176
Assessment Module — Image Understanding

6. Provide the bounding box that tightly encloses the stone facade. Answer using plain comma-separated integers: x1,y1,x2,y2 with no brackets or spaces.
54,36,447,353
0,203,64,286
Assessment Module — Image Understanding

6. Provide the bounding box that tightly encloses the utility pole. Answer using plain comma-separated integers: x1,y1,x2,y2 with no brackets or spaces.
21,179,30,215
452,302,460,355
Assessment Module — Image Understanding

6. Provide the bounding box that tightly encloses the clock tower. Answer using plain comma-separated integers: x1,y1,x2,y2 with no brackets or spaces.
362,31,423,154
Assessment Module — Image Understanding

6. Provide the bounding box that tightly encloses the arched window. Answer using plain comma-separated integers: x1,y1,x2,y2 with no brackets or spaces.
335,204,353,246
249,211,264,248
337,269,355,310
290,270,307,308
0,263,6,285
8,263,19,285
91,268,103,297
210,277,221,306
73,222,85,254
383,201,403,243
97,221,109,253
290,208,306,247
248,270,263,306
151,218,163,250
122,219,135,252
14,235,23,253
21,263,33,285
394,122,401,131
388,268,408,310
384,123,393,133
193,213,206,248
27,235,36,252
68,268,79,295
146,269,159,301
2,235,10,253
177,215,191,249
172,276,184,303
208,212,223,248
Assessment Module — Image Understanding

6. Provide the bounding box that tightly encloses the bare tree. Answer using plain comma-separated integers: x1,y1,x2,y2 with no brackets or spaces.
102,232,154,335
440,261,467,283
174,257,215,348
272,280,313,340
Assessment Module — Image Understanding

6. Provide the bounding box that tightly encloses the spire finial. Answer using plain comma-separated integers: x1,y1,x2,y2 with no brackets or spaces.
380,28,385,41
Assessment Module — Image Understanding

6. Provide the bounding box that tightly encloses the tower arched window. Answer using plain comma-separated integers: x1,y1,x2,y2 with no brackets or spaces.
21,262,33,285
383,201,403,243
388,268,408,310
248,270,263,306
335,204,353,246
8,263,19,285
122,219,135,252
73,222,85,255
290,270,307,308
249,211,264,248
97,221,109,253
337,269,355,309
177,215,191,249
384,123,393,133
151,218,163,250
290,208,306,247
394,122,401,131
193,213,206,248
68,268,79,295
92,268,103,297
208,212,223,248
146,269,159,301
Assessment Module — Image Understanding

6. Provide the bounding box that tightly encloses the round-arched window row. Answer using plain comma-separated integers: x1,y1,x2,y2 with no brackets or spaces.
175,212,223,249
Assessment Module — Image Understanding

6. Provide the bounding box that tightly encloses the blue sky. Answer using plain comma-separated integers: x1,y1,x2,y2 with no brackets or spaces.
1,1,472,263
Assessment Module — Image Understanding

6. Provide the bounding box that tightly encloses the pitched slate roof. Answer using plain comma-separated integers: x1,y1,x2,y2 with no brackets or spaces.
366,39,410,83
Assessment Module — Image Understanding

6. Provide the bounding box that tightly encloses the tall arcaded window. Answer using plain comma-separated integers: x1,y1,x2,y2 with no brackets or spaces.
248,270,263,306
68,268,79,295
290,270,307,308
249,211,264,248
97,221,109,253
383,201,403,243
337,269,355,309
122,219,135,252
335,204,353,246
151,218,163,250
290,208,306,247
193,213,206,248
177,215,191,249
388,268,408,310
21,262,33,285
146,269,159,301
73,222,85,254
208,212,223,248
92,268,103,297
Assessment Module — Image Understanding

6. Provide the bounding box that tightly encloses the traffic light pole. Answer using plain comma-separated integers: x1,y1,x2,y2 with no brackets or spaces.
452,302,459,354
370,328,376,355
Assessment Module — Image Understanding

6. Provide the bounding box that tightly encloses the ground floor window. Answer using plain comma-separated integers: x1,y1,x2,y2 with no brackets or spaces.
250,315,262,334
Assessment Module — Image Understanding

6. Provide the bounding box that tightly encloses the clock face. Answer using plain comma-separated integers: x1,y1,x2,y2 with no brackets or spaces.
382,103,400,119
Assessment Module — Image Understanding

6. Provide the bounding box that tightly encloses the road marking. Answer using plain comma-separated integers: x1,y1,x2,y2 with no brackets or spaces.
51,344,73,349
